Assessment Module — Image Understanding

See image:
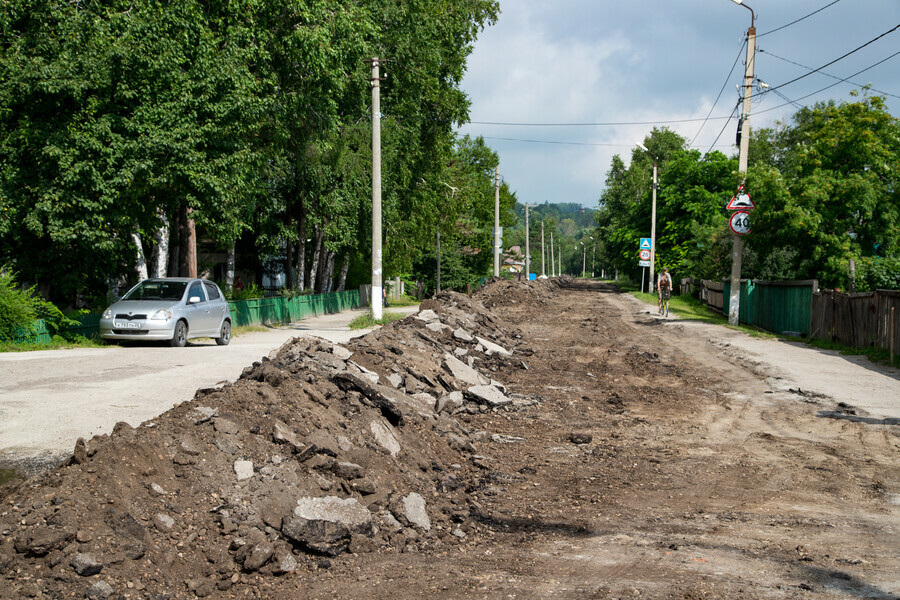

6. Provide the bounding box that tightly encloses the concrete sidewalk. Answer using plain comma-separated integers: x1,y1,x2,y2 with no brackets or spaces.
0,304,420,474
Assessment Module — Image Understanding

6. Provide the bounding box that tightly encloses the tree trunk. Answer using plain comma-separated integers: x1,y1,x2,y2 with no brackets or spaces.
178,207,197,278
168,209,181,277
297,204,307,291
150,212,169,278
309,226,323,292
323,250,335,293
337,254,350,292
285,234,294,290
133,230,148,281
225,243,236,290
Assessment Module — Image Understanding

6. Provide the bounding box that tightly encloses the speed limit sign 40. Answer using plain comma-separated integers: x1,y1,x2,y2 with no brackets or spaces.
730,211,751,235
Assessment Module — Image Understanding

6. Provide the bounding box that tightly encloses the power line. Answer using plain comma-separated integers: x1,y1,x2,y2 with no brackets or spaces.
757,0,843,38
467,115,733,127
760,48,900,99
701,102,740,157
690,40,746,145
766,22,900,93
756,48,900,115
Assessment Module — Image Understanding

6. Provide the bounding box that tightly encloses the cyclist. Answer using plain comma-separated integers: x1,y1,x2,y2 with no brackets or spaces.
657,268,672,315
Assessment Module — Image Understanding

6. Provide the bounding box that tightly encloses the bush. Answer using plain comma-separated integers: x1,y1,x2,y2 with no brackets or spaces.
849,257,900,292
0,268,77,341
228,283,266,302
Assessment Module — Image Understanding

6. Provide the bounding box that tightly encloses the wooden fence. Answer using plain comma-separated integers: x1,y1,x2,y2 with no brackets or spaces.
811,289,900,355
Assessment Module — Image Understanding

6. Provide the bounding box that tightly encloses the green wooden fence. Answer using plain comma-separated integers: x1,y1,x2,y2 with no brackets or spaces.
721,279,817,335
4,289,361,344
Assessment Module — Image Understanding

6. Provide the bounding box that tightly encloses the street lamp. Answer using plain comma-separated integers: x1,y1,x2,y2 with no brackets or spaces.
637,143,658,294
727,0,756,326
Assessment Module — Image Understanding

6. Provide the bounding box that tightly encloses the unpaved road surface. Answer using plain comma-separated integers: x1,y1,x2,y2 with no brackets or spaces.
0,279,897,599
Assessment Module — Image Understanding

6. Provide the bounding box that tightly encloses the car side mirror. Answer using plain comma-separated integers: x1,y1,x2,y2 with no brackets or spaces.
189,296,202,304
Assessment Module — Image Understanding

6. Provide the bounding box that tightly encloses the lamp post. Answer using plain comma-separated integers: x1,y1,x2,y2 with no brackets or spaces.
637,143,657,294
728,0,756,326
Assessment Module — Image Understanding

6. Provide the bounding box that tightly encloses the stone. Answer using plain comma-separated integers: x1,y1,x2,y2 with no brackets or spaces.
153,513,175,532
215,437,240,455
13,527,74,556
453,347,468,357
351,477,377,495
148,483,167,496
304,430,340,457
87,580,114,600
400,493,431,532
179,439,201,456
213,415,240,434
491,434,526,443
436,391,464,414
282,497,374,556
347,361,380,385
464,385,512,407
272,420,302,452
332,462,364,480
443,354,489,387
70,553,102,576
370,419,401,456
415,309,440,323
272,550,298,574
475,336,512,357
243,541,274,571
569,432,593,445
332,345,353,360
425,321,448,333
190,406,218,424
453,328,474,342
387,373,404,388
234,460,254,481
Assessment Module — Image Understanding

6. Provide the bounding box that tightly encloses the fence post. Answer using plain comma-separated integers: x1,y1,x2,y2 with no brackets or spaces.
892,306,895,366
831,290,836,342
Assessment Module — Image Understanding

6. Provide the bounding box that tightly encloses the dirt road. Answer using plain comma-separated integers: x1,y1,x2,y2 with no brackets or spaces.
1,280,897,599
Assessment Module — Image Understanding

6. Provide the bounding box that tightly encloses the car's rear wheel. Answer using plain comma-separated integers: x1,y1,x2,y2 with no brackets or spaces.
215,320,231,346
169,321,188,347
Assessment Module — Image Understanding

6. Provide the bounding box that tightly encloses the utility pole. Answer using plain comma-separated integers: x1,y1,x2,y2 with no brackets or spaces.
637,144,658,293
550,233,555,277
541,222,546,277
524,204,531,280
493,167,500,277
436,230,440,295
581,243,586,278
729,0,756,326
369,58,383,319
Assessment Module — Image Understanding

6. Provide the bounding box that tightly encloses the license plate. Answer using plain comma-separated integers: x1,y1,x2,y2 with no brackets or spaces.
115,322,141,329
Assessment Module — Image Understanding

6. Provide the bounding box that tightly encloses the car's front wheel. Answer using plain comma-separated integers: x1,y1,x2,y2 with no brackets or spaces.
169,321,188,347
215,320,231,346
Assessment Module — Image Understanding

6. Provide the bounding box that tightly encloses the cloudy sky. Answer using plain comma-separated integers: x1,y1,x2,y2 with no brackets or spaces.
457,0,900,208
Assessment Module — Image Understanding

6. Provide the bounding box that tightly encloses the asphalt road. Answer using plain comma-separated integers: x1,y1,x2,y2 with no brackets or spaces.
0,305,419,475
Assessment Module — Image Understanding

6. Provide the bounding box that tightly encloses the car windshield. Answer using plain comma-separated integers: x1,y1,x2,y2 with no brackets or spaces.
122,280,188,301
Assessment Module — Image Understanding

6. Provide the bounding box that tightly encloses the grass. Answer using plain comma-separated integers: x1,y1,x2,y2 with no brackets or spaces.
348,310,407,330
385,293,419,307
0,335,107,353
628,290,778,338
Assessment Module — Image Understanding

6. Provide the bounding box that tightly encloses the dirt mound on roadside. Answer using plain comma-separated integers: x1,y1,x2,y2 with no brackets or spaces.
473,275,569,309
0,290,538,599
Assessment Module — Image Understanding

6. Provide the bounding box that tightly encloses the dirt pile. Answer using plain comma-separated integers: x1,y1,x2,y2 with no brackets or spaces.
472,275,569,309
0,287,536,599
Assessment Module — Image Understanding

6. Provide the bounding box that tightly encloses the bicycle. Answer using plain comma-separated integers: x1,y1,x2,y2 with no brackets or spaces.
658,290,670,317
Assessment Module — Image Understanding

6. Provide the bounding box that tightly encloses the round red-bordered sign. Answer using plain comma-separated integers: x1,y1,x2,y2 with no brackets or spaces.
639,249,651,260
729,211,751,235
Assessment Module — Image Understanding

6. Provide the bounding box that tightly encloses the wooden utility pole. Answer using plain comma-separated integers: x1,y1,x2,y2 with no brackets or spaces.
370,58,383,319
541,221,546,277
729,4,756,326
493,167,501,277
550,233,555,277
524,204,531,279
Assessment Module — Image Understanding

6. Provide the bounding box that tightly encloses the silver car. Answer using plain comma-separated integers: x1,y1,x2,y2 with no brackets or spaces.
100,278,232,347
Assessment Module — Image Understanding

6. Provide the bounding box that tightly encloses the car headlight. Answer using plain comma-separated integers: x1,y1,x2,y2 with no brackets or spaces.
150,308,173,321
102,307,112,319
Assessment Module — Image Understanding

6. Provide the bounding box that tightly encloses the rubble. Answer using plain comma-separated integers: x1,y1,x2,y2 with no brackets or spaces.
0,287,537,599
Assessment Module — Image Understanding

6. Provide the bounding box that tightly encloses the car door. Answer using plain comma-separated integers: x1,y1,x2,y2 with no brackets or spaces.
184,281,214,336
203,281,228,333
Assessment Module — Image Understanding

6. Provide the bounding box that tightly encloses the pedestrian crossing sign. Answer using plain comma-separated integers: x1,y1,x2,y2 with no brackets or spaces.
639,238,651,250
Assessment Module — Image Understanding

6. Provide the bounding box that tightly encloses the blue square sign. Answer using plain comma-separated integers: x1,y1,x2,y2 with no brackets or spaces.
639,238,651,250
